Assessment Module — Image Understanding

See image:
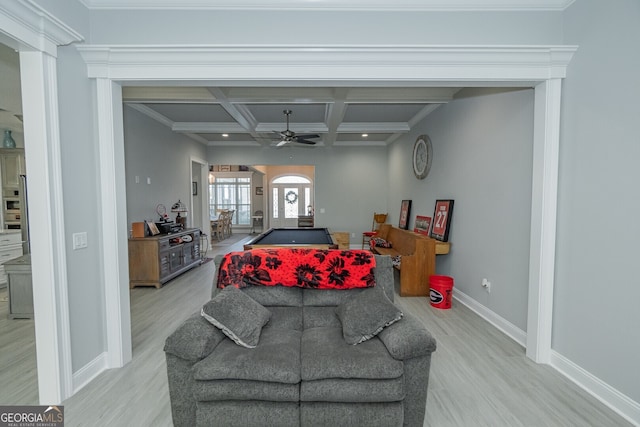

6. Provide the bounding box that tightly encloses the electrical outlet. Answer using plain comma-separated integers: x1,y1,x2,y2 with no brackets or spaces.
481,278,491,293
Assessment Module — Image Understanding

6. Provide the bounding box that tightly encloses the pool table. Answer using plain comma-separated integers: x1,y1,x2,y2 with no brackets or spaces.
243,227,339,250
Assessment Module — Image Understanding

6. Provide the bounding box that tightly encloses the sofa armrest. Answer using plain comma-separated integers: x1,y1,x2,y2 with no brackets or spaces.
164,312,226,361
377,312,436,360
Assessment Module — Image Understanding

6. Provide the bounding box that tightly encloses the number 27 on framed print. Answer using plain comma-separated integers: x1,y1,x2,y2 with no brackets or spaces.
431,200,454,242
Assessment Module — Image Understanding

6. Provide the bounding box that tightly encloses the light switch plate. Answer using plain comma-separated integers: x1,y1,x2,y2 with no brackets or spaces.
73,232,88,250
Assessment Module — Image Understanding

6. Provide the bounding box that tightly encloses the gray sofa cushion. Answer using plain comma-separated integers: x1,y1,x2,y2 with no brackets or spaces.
302,306,342,329
264,306,303,331
302,287,366,307
196,401,299,427
300,402,404,427
193,327,302,384
164,312,227,361
301,327,403,381
335,286,403,345
242,285,303,307
300,377,405,402
201,286,271,348
193,379,299,402
377,312,437,360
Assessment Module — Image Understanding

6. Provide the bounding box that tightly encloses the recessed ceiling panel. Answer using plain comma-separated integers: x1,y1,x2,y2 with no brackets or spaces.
144,103,233,122
344,103,428,122
336,133,393,142
198,133,254,142
247,103,326,123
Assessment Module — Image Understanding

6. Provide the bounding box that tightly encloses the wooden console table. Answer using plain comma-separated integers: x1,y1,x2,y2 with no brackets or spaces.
128,228,201,288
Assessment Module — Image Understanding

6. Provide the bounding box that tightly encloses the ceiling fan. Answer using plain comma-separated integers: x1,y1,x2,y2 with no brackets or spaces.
272,109,319,147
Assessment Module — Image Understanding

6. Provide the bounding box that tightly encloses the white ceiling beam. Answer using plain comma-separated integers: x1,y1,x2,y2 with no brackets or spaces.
337,122,410,133
126,103,174,128
255,122,328,133
172,122,247,133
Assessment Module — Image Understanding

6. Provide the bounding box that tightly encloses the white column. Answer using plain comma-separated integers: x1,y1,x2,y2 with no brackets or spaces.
95,78,132,368
20,50,73,403
527,78,563,363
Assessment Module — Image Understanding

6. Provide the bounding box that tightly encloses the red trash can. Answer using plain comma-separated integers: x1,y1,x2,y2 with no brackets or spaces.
429,275,454,309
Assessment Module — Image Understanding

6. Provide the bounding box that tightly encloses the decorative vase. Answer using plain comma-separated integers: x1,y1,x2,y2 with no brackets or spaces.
3,130,16,148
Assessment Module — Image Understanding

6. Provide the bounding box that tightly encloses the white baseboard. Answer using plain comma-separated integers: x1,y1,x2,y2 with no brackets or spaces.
453,288,639,426
550,351,640,426
453,288,527,347
72,352,108,394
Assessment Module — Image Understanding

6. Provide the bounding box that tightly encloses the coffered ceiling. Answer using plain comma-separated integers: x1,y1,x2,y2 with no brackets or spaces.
123,85,462,147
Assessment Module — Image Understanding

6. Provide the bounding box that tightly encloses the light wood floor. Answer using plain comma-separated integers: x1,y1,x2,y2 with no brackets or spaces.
0,234,633,426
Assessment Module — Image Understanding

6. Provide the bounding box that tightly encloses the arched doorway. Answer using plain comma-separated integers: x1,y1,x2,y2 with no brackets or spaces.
270,175,313,228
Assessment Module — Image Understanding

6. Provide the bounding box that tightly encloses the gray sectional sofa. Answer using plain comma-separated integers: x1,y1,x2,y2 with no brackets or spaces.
164,254,436,427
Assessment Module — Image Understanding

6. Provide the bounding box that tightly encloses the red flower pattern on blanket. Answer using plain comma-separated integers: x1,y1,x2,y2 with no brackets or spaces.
217,248,377,289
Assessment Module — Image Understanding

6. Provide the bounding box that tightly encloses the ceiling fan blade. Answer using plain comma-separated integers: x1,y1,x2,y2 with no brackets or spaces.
295,138,317,145
276,139,289,147
295,134,320,139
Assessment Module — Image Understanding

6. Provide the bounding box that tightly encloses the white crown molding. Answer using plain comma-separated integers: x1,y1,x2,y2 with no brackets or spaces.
78,0,575,12
76,44,578,83
0,0,83,56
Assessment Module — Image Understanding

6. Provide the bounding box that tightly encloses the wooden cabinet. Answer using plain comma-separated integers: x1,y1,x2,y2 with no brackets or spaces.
331,231,350,249
297,215,314,227
0,149,28,251
5,254,32,319
0,149,25,190
128,228,201,288
0,230,23,288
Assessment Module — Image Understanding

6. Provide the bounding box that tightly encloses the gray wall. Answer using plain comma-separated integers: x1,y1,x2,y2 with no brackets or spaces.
388,88,534,331
86,10,562,45
56,44,105,371
555,0,640,402
123,106,207,228
207,145,389,242
12,0,640,413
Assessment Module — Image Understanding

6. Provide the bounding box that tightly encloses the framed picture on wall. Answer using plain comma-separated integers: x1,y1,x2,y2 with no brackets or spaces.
256,186,263,196
414,215,432,236
398,200,412,230
430,199,454,242
192,182,197,196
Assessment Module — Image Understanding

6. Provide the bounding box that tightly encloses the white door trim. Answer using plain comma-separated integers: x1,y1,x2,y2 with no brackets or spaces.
77,44,576,370
96,79,132,368
527,78,563,363
190,155,210,235
0,1,83,403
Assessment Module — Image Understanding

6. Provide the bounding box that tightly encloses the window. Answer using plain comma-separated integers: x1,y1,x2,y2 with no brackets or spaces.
209,173,251,225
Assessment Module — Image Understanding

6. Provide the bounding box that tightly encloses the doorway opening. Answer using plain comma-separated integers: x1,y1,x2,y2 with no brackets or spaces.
270,175,313,228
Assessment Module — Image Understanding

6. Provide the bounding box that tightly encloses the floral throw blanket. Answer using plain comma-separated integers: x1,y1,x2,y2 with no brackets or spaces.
217,248,377,290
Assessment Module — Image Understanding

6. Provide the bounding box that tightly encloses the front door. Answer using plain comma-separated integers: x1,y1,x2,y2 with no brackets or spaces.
270,176,313,228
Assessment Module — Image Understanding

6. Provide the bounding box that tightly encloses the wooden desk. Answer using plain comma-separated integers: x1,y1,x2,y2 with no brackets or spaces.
128,228,201,288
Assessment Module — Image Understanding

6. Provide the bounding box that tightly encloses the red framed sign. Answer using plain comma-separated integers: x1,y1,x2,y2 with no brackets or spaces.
430,200,454,242
398,200,412,230
414,215,432,236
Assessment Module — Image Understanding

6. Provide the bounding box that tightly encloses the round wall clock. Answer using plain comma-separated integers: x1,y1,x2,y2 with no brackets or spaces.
412,135,433,180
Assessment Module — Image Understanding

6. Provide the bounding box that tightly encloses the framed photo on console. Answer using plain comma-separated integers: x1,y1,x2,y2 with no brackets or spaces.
430,199,454,242
414,215,432,236
398,200,412,230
